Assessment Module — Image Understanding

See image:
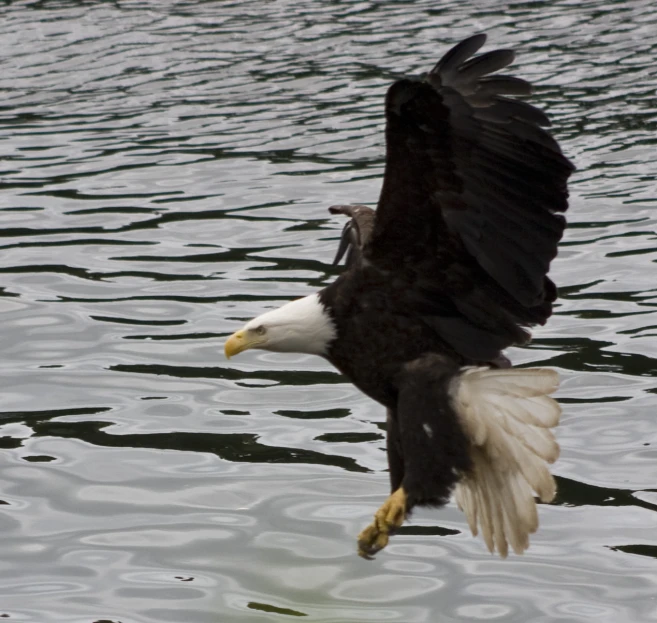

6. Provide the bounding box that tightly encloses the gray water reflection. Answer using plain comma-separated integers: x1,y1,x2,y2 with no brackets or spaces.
1,0,657,621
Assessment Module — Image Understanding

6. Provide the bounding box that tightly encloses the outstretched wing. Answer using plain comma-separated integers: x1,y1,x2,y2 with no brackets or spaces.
329,204,376,268
364,34,574,361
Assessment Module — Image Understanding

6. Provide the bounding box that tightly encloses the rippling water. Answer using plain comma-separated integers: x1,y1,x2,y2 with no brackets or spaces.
1,1,657,621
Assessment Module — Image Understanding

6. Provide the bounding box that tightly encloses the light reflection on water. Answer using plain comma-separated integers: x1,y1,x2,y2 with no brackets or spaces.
1,1,657,621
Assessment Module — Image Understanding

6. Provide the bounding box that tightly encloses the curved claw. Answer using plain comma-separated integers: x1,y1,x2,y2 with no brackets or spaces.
357,487,407,559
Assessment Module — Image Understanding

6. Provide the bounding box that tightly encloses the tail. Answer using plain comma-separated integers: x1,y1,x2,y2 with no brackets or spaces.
450,367,561,558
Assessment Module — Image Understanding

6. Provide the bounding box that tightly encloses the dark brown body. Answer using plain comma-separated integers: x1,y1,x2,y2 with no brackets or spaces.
321,267,477,510
316,35,573,513
322,266,465,408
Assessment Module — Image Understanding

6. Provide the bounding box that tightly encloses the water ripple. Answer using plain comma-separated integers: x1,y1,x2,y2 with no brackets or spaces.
1,0,657,621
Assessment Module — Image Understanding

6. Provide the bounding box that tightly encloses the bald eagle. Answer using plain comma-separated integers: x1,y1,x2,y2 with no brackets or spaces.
225,34,574,558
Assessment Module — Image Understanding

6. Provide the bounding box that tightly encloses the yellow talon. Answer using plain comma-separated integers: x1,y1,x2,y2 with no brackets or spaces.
357,487,407,559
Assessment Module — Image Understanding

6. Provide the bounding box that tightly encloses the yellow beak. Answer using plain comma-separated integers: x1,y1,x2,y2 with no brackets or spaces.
224,330,249,359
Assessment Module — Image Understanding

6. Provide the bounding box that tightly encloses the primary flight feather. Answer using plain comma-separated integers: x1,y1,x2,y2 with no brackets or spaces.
225,34,574,558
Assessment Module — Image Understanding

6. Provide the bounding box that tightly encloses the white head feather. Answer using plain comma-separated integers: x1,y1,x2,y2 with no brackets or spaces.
241,293,336,356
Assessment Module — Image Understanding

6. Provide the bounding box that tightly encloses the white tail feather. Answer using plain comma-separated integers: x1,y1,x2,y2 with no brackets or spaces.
451,367,561,558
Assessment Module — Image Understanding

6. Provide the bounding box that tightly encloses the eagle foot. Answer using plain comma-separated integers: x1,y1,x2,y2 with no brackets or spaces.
357,487,407,559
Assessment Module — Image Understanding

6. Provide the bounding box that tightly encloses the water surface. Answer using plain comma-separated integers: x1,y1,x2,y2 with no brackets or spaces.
1,1,657,621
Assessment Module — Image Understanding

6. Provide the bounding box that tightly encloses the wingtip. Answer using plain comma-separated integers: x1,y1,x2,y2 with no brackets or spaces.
462,33,488,49
431,33,488,76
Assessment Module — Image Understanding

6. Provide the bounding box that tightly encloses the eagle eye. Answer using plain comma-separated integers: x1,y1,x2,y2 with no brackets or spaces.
254,325,266,336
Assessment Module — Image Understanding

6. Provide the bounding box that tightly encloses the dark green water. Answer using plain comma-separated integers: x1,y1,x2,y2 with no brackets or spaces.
1,1,657,621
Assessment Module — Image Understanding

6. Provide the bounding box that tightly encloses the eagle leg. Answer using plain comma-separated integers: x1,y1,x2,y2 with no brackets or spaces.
357,486,407,559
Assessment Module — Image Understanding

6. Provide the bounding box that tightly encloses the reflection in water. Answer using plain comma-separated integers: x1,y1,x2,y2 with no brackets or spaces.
1,0,657,621
30,418,370,473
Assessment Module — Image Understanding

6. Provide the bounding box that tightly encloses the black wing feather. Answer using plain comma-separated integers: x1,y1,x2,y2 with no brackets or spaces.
449,49,516,86
364,34,574,361
329,204,376,267
475,75,532,97
431,33,487,78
